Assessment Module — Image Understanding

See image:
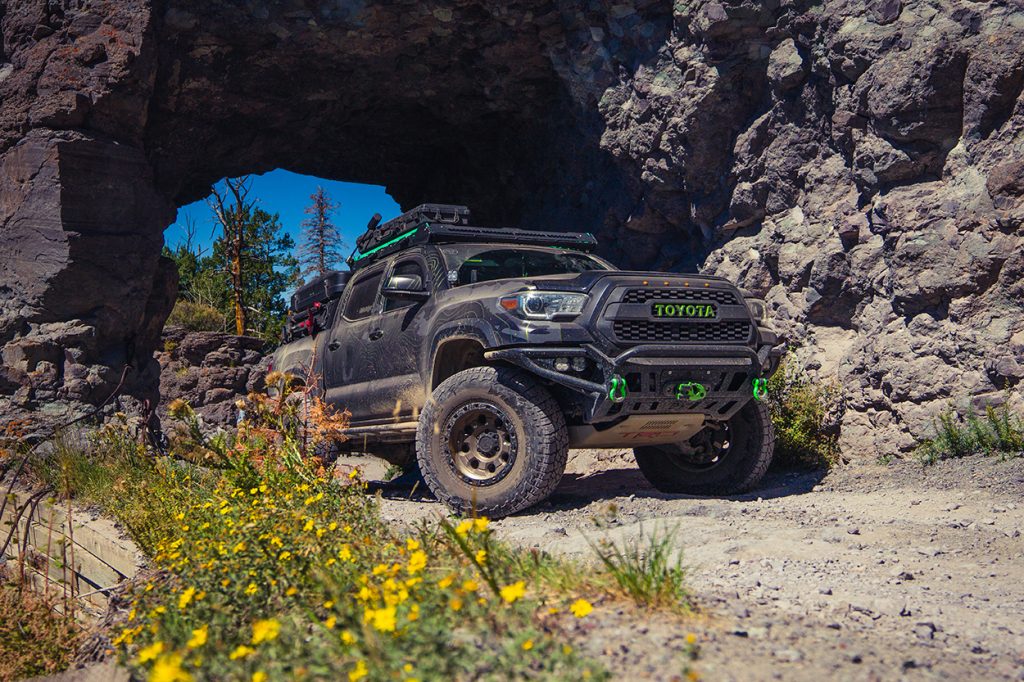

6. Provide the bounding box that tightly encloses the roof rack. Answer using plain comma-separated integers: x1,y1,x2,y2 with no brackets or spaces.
347,222,598,270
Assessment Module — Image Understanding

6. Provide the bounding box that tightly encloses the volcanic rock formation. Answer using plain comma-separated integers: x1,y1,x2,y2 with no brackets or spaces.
1,0,1022,451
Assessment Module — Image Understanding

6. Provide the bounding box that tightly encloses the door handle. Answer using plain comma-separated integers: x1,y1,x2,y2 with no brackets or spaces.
328,340,340,351
369,329,384,341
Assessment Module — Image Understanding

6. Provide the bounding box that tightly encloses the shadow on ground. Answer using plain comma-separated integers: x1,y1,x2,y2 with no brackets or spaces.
366,463,828,514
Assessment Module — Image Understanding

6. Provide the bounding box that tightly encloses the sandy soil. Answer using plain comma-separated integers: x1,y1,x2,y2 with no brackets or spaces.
355,451,1024,681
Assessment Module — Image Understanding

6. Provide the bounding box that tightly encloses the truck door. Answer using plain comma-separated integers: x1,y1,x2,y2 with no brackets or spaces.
360,255,431,421
323,264,386,419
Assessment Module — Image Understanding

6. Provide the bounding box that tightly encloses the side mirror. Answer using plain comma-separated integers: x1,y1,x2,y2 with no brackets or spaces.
382,274,429,301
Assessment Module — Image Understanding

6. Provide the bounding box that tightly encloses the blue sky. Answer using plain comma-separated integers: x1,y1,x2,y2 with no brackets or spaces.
165,169,403,263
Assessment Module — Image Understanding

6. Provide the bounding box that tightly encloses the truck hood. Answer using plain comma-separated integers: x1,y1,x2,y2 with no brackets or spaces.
519,269,729,293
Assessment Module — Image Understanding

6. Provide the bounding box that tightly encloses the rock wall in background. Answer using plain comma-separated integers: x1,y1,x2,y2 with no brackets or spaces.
155,327,266,429
1,0,1021,452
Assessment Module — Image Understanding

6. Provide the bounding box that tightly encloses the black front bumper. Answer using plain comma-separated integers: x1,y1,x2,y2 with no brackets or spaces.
486,341,784,423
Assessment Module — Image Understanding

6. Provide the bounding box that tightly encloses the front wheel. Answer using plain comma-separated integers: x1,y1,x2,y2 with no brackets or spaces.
416,366,568,517
633,400,774,495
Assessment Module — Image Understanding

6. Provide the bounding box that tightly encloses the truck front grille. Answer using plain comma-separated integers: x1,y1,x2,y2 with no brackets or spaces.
613,320,752,343
622,288,739,305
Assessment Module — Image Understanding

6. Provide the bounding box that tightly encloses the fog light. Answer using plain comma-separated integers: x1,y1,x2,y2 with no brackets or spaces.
554,357,570,372
571,357,587,372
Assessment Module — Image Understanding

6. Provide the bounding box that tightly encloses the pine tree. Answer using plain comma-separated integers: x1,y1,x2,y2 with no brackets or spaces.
297,186,344,279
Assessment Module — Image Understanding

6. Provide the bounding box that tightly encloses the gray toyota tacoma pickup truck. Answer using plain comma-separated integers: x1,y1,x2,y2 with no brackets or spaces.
272,204,784,517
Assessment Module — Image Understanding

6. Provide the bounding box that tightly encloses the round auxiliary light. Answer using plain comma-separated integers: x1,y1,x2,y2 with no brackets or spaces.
554,357,570,372
571,357,587,372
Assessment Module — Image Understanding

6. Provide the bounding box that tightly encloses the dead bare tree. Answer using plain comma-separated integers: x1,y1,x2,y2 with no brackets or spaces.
208,177,254,336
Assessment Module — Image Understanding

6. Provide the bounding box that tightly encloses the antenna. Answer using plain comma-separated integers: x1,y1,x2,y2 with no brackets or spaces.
367,213,382,231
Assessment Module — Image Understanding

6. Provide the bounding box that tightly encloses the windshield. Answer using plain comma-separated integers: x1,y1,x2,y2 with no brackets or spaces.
439,246,611,286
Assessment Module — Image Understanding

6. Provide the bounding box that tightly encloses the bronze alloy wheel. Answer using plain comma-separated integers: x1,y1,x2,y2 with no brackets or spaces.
443,401,518,485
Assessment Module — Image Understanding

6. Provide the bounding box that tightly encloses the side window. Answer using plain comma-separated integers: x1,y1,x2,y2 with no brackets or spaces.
344,269,384,320
383,260,426,312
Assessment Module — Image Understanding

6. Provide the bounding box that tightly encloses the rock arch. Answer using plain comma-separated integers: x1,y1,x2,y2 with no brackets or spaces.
1,1,1022,452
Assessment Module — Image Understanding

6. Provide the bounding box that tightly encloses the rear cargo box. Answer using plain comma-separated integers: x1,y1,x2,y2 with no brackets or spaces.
284,270,351,342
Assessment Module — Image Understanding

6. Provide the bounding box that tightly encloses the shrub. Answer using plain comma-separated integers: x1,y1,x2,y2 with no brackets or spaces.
0,575,81,681
766,359,843,468
916,401,1024,465
166,300,228,333
108,379,609,681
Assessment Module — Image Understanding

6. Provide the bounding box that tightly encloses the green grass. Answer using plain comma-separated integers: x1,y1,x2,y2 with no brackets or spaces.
916,401,1024,465
589,527,690,611
34,422,212,556
767,359,843,468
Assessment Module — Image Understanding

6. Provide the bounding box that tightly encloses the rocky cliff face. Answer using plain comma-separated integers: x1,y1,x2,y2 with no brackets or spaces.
1,0,1021,451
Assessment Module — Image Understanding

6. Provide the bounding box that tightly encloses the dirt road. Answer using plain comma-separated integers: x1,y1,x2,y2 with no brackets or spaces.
365,452,1024,681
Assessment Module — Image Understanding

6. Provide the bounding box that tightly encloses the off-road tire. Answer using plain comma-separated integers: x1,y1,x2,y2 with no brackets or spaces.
634,400,774,495
416,366,568,517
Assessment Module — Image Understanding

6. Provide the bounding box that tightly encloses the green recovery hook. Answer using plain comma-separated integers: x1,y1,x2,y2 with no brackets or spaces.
675,382,707,401
752,377,769,401
608,375,627,403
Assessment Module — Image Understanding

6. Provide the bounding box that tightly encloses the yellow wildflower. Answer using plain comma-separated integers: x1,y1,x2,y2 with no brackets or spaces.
348,468,360,480
473,517,490,532
324,616,337,630
278,550,292,561
252,673,268,682
136,641,164,663
229,645,255,660
341,630,356,645
149,653,192,682
186,625,208,649
285,586,298,597
499,581,526,604
233,541,246,553
407,550,427,574
522,639,534,651
685,633,698,645
366,606,397,632
462,579,479,593
348,660,368,681
406,538,420,551
245,583,258,596
251,618,281,644
328,522,338,531
570,599,593,618
303,519,314,532
178,587,196,610
455,519,473,535
338,545,353,562
438,575,455,589
475,549,487,564
450,598,463,612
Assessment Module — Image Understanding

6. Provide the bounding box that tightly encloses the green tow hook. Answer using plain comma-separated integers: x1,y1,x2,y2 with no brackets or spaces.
752,377,769,401
608,374,628,403
675,382,707,401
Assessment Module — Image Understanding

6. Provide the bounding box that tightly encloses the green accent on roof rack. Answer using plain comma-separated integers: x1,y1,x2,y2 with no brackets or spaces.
350,226,422,262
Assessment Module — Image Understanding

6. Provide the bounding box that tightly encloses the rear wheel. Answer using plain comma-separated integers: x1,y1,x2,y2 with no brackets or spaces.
416,366,568,517
633,400,774,495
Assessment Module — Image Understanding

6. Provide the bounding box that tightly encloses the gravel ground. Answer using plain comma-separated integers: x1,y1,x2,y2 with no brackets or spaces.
359,451,1024,681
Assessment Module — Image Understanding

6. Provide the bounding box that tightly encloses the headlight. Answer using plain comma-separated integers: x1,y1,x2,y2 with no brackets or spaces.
745,298,767,321
499,292,588,320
